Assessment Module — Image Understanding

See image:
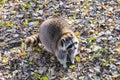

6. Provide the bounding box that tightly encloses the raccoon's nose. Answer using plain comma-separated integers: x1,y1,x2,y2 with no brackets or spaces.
63,64,67,69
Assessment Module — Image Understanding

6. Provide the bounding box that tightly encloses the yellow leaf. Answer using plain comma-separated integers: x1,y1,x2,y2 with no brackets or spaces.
117,0,120,3
75,32,80,37
34,21,39,25
0,52,2,57
86,3,90,8
112,74,120,78
76,56,81,62
33,0,37,2
69,64,76,69
95,31,98,35
33,73,41,79
23,20,28,26
21,3,27,7
114,6,118,10
2,57,9,63
73,12,77,19
75,31,81,41
6,66,10,69
0,0,6,4
92,19,97,24
88,55,91,60
83,8,88,13
109,58,117,62
6,21,14,27
41,76,49,80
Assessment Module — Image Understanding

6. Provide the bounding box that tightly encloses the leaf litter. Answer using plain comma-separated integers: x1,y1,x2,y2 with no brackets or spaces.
0,0,120,80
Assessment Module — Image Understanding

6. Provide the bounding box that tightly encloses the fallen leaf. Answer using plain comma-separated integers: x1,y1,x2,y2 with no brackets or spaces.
93,52,100,58
73,12,77,19
109,58,117,62
26,3,33,8
81,57,87,62
79,76,84,80
71,72,77,79
40,76,49,80
50,56,55,61
92,46,101,51
34,21,39,25
0,0,6,4
69,64,76,70
29,61,34,65
18,52,27,58
75,31,80,37
80,46,87,51
112,74,120,78
6,65,10,69
114,48,120,55
33,73,41,80
102,60,109,67
92,19,98,24
94,31,98,35
87,36,96,44
94,67,100,73
67,20,73,24
23,20,28,26
76,56,81,62
86,3,90,8
117,0,120,3
21,41,27,50
2,57,9,63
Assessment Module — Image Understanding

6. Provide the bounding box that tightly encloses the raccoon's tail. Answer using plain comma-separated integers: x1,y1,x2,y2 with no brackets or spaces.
25,34,40,47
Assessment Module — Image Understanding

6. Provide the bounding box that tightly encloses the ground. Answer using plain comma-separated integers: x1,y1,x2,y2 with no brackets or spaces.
0,0,120,80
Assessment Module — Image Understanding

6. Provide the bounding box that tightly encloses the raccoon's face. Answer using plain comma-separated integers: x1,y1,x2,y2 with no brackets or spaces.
60,33,79,63
56,33,79,68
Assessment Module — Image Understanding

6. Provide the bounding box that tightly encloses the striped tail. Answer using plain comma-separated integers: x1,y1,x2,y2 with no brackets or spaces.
25,34,40,47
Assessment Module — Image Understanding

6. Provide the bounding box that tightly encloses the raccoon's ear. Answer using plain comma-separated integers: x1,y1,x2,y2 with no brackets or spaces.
61,38,65,47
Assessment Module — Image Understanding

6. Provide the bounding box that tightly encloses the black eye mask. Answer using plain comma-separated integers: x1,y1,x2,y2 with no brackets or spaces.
66,41,78,50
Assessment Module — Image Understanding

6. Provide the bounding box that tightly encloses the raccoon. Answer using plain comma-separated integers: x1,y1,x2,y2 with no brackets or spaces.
25,17,79,68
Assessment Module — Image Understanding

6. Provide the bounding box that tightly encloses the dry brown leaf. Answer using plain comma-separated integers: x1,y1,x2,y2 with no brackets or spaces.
71,72,77,79
18,52,27,58
80,46,87,51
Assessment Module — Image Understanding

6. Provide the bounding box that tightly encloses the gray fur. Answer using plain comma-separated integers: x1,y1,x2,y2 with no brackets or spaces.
39,18,79,68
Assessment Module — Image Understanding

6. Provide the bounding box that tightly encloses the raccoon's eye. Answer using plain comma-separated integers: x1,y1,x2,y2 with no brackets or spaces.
67,42,78,50
67,44,74,49
61,39,65,47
